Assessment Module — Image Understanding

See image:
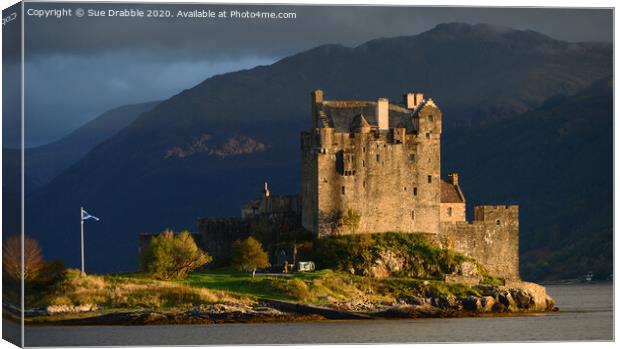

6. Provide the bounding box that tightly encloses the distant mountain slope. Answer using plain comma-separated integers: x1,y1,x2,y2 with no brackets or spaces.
25,23,612,273
443,77,613,280
25,101,159,188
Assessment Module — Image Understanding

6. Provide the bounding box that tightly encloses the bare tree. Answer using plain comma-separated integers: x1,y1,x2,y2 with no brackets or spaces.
2,235,44,282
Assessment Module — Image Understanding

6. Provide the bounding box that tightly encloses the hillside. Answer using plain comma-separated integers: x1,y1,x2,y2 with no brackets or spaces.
25,23,612,273
25,101,159,188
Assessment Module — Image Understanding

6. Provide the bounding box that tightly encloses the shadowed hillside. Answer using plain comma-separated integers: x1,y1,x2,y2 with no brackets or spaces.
443,77,613,280
24,101,160,189
25,23,612,274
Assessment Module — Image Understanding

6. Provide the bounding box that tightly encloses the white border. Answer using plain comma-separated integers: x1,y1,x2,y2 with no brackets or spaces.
0,1,616,349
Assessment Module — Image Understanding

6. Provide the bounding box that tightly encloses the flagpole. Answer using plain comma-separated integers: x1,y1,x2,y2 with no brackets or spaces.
80,206,85,275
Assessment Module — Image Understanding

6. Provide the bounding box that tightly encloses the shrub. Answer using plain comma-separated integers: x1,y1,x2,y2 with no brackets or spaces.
339,209,361,234
312,232,468,278
2,235,45,282
231,237,270,278
140,230,212,280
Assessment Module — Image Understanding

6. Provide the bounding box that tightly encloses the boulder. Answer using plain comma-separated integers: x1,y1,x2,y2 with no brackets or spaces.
510,289,532,309
504,281,556,311
491,302,507,313
462,296,481,312
498,291,518,311
480,296,496,312
434,295,460,310
445,260,483,286
369,250,405,278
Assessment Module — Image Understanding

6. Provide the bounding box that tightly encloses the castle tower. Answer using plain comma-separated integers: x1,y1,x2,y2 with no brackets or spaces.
301,89,442,237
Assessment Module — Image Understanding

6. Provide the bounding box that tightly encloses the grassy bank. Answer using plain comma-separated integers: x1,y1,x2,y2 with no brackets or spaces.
26,268,483,315
14,266,560,326
29,269,251,311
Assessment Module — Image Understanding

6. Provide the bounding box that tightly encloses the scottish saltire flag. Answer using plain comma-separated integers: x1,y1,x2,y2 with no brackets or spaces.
82,210,100,221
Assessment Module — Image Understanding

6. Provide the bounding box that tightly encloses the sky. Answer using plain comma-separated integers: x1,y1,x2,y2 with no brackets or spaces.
7,3,613,147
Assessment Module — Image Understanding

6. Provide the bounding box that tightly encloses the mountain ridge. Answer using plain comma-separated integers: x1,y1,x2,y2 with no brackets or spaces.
24,101,160,189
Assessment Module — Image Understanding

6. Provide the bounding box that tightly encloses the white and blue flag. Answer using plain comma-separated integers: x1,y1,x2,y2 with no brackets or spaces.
81,209,100,221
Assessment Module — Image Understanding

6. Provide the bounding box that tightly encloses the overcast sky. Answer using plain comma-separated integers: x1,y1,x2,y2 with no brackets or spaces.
13,3,613,147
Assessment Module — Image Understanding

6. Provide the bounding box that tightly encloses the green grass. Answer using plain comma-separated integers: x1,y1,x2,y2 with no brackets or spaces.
178,269,348,301
177,268,481,306
180,271,293,300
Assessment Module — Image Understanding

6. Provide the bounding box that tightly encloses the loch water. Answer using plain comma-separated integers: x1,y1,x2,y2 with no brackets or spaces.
19,283,614,346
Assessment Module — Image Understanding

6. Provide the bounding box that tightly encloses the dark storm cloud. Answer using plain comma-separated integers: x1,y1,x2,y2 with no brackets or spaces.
18,3,612,146
23,53,272,146
23,4,613,61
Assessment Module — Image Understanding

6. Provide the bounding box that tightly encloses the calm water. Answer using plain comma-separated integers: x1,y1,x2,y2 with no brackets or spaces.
19,283,614,346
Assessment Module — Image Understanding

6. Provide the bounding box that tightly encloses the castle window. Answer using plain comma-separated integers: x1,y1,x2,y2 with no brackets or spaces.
363,180,366,188
363,147,366,153
341,186,345,195
409,154,415,162
413,187,417,196
496,219,501,225
362,160,366,167
426,132,430,139
376,154,380,162
428,115,433,122
447,207,453,217
428,175,432,183
411,210,415,221
404,187,407,191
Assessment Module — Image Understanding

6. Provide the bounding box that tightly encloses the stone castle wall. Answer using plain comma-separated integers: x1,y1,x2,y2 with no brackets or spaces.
301,93,443,237
197,218,252,262
437,205,520,280
439,202,466,222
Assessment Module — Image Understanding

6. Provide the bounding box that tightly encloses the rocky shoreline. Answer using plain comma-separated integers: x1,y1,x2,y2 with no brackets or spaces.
15,280,557,326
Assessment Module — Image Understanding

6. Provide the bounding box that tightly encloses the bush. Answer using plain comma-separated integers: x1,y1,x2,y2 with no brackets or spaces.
140,230,212,280
339,208,361,233
312,232,468,278
231,237,270,278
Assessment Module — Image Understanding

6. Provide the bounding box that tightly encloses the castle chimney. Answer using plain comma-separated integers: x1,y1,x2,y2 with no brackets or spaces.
263,181,270,198
448,173,459,186
404,93,415,109
311,90,324,129
404,92,425,109
376,98,389,130
312,89,324,103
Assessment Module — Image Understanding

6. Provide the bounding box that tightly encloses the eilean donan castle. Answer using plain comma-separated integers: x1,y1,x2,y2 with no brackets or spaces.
300,90,519,280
